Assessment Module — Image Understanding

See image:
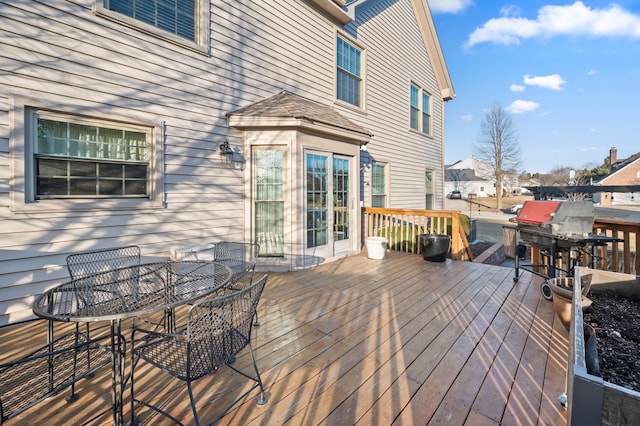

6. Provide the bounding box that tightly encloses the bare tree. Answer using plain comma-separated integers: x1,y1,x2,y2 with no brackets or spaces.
474,104,522,209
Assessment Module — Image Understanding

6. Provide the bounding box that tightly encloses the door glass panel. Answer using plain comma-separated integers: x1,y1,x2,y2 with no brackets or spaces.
333,158,349,241
255,150,284,256
306,154,328,248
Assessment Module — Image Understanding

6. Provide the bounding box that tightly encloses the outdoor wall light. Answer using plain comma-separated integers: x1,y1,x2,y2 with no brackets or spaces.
219,140,234,162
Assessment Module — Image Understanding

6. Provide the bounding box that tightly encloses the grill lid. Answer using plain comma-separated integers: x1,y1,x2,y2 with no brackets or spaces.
516,200,595,236
516,201,561,225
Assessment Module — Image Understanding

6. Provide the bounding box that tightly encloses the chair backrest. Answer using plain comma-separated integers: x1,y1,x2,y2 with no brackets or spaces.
66,246,141,279
214,242,260,278
187,274,267,373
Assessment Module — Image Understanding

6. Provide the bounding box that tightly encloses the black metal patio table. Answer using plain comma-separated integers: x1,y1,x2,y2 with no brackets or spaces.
32,260,233,426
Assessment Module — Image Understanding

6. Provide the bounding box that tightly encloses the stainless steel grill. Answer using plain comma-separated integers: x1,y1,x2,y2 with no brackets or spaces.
509,200,621,299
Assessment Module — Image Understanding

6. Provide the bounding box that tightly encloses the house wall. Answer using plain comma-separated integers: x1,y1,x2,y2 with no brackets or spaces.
601,159,640,186
597,159,640,205
444,181,491,198
350,0,446,209
0,0,449,324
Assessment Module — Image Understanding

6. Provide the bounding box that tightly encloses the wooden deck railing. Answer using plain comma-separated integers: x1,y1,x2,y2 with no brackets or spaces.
593,218,639,275
362,208,472,261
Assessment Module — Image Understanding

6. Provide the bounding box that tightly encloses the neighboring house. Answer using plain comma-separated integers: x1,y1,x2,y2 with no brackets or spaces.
594,147,640,205
444,168,491,198
445,157,520,197
0,0,454,324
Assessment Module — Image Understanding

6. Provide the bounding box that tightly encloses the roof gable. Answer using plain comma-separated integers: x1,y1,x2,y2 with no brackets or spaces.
599,155,640,184
346,0,454,101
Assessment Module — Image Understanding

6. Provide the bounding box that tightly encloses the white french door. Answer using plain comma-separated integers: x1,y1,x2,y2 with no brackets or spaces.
305,151,353,259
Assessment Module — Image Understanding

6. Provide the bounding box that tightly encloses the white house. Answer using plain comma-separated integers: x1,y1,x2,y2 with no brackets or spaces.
0,0,454,324
445,157,520,198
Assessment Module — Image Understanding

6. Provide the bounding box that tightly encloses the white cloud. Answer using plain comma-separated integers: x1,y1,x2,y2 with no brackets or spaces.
523,74,566,90
499,5,522,17
587,69,599,76
466,1,640,47
510,84,525,92
430,0,473,13
461,114,473,121
506,100,540,114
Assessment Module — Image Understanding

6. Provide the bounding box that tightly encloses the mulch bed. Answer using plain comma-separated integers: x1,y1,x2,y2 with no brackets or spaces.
583,293,640,393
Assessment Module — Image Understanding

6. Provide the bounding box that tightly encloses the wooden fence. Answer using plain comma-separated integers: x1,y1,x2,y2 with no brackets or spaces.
593,218,640,275
362,208,472,261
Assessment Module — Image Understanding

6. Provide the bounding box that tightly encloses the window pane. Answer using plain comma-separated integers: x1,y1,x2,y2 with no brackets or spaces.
306,154,328,248
422,93,431,134
99,180,123,196
37,158,67,177
37,117,148,162
255,150,284,256
126,164,148,179
411,85,419,108
333,158,349,240
37,178,67,196
69,178,97,196
371,163,386,208
70,161,97,177
125,180,147,195
107,0,196,41
38,119,69,155
336,36,362,107
410,85,420,131
410,107,419,130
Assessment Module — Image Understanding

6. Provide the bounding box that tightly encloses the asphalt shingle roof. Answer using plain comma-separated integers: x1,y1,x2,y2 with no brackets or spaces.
227,91,372,136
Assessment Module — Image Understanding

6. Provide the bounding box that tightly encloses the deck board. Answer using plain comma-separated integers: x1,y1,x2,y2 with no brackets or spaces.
0,251,568,425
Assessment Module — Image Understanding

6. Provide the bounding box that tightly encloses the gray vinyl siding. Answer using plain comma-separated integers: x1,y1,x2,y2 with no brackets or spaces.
343,0,445,210
0,0,449,324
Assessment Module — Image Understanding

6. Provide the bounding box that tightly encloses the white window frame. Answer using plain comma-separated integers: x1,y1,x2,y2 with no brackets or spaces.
410,82,432,135
336,33,365,109
10,95,164,213
371,162,388,208
95,0,209,53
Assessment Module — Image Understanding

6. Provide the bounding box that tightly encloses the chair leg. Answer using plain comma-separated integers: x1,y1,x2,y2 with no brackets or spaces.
247,344,267,406
187,381,201,426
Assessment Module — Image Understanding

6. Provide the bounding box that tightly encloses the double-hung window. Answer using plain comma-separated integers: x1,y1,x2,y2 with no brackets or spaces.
371,162,387,208
410,83,431,135
336,35,363,107
410,84,420,131
33,111,151,199
97,0,203,47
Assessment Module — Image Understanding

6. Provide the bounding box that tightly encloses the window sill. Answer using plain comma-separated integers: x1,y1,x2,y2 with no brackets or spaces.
10,197,164,214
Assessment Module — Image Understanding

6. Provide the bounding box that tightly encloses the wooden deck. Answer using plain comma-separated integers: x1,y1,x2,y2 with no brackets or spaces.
1,251,569,425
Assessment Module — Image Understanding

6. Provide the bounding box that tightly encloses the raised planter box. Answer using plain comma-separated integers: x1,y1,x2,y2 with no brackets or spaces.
566,267,640,425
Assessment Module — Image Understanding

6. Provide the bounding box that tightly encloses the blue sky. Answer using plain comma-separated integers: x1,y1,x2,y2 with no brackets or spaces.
429,1,640,174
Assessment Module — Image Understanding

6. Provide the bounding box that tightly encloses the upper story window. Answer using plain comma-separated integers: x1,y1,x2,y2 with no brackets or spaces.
410,83,431,135
33,112,151,199
336,35,363,107
96,0,206,50
104,0,195,41
371,162,387,208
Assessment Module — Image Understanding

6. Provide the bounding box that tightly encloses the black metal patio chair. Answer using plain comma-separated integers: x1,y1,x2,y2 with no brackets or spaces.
214,242,259,283
214,242,262,325
66,246,142,279
129,274,268,426
0,329,110,424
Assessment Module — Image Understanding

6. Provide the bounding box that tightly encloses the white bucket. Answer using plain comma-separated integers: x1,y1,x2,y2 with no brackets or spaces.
365,237,388,260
